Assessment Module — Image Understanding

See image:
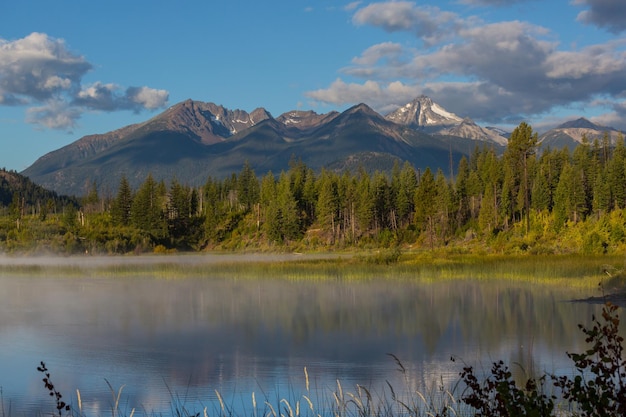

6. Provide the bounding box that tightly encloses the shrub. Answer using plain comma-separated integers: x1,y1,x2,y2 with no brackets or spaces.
459,302,626,416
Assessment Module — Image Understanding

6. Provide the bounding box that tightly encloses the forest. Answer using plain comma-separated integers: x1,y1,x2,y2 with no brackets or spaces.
2,122,626,255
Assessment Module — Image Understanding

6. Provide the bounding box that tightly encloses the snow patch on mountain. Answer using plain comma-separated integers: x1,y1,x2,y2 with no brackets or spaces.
385,96,507,146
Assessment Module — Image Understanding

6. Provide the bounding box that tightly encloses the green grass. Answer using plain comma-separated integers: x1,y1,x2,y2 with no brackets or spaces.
0,252,618,291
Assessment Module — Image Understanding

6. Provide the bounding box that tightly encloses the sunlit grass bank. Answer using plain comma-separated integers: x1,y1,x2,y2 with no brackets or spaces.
0,252,619,291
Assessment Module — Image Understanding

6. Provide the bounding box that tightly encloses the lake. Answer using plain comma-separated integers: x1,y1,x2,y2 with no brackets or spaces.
0,254,607,416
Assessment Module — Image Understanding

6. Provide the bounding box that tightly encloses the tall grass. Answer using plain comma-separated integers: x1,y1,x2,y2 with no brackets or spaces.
36,365,464,417
0,253,617,289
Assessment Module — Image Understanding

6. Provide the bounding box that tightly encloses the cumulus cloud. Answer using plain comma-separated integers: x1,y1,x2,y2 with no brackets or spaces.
26,100,82,130
574,0,626,33
73,83,169,113
0,32,169,130
352,2,464,45
307,2,626,126
0,32,90,102
126,86,169,110
306,79,422,113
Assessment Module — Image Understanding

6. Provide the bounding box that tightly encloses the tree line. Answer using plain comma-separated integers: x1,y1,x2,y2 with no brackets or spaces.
2,122,626,254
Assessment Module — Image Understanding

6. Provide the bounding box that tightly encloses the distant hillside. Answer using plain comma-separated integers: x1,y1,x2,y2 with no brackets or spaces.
0,169,76,210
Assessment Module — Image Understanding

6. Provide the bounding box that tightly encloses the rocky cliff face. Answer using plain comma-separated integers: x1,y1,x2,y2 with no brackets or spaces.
276,110,340,131
385,96,463,129
385,96,507,145
155,100,272,144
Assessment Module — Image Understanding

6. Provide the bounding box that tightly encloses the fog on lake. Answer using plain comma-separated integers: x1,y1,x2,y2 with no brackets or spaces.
0,255,604,416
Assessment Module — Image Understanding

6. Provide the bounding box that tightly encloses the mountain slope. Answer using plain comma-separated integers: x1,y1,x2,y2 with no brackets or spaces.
539,118,624,151
385,96,508,145
385,95,463,129
22,98,504,196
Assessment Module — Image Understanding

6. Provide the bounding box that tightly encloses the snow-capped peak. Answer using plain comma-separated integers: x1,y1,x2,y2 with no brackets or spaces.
384,96,507,146
385,96,463,128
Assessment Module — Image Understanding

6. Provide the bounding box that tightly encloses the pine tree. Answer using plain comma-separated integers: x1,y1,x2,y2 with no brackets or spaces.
131,174,166,237
396,161,418,228
414,167,437,248
593,167,611,217
607,136,626,209
237,161,259,212
316,170,340,242
503,122,538,233
277,171,301,241
111,175,133,226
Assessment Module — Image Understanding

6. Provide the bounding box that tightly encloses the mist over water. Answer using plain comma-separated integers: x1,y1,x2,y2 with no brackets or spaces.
0,255,603,416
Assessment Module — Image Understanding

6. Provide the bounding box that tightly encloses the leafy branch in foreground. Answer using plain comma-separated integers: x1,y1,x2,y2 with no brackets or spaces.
457,302,626,417
37,361,71,416
553,302,626,416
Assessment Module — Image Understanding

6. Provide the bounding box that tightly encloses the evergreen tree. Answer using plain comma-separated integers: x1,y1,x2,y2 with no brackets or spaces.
237,161,259,211
276,171,301,241
454,156,471,228
554,161,587,227
607,136,626,209
371,171,391,232
531,167,551,212
131,174,166,238
593,167,612,217
434,168,453,241
396,161,418,228
316,170,340,242
478,183,497,234
355,170,374,236
203,177,226,242
111,175,133,227
414,168,437,248
503,122,538,233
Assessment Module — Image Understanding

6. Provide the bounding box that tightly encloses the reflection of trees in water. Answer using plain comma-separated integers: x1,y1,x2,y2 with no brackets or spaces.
0,274,607,392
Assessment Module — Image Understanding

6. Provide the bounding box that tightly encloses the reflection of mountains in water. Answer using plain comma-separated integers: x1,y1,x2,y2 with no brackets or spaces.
1,272,604,416
17,276,598,370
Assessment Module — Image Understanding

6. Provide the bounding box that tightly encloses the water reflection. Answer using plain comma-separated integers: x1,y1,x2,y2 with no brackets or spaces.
0,259,605,416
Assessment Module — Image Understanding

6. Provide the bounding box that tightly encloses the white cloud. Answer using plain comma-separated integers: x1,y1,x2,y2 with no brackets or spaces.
308,6,626,126
305,78,421,112
127,86,169,110
351,42,404,66
26,99,82,130
352,2,464,45
0,32,90,101
0,33,169,131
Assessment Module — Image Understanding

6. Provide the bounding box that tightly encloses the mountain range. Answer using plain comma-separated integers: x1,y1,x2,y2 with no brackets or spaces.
20,96,622,196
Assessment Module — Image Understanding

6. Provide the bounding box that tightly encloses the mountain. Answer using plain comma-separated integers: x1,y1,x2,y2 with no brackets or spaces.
439,118,509,146
539,117,624,151
22,98,505,196
384,96,508,145
385,95,463,129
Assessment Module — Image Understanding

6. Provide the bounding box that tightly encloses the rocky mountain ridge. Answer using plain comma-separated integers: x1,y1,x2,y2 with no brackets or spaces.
384,96,508,145
21,95,620,196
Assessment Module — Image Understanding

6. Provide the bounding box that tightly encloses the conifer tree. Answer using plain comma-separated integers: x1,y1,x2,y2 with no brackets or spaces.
316,170,340,242
504,122,538,233
111,175,133,226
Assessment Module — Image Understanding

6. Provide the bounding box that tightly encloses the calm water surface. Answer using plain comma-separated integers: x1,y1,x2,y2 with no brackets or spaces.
0,255,604,416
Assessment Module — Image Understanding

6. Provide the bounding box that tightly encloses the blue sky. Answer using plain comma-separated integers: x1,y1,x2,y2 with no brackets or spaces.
1,0,626,171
